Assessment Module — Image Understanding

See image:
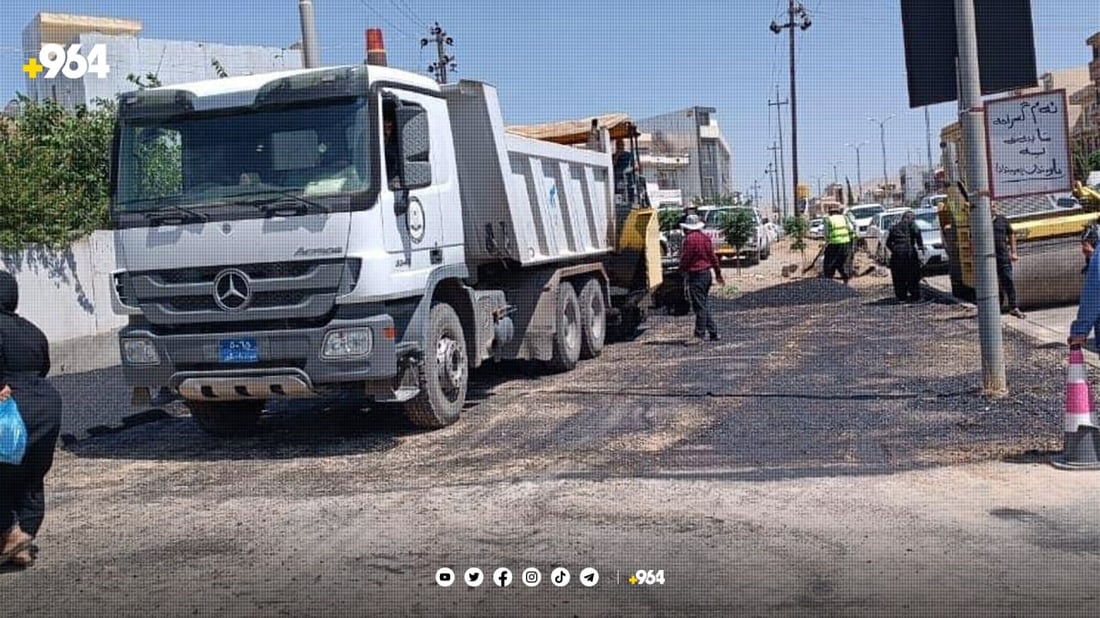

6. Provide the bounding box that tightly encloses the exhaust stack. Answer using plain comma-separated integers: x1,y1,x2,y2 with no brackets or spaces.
366,28,387,67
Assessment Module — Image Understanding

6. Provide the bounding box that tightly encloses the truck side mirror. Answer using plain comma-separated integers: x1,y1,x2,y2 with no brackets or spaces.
396,105,431,190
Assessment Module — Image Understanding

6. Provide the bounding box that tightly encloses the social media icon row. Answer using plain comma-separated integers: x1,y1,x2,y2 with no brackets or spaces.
435,567,599,588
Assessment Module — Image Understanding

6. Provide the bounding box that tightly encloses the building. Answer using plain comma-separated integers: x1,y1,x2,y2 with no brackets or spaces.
898,164,929,205
1071,31,1100,154
22,12,302,110
636,106,734,204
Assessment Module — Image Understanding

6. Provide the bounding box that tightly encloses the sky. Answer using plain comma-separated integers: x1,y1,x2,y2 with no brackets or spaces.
1,0,1098,205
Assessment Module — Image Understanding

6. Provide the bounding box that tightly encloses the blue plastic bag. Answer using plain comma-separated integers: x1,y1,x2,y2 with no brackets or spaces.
0,397,28,465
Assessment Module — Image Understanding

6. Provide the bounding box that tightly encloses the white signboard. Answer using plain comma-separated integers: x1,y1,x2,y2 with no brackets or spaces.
985,90,1072,199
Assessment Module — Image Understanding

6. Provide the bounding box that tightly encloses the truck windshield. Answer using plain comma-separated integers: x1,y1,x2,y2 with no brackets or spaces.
114,97,371,212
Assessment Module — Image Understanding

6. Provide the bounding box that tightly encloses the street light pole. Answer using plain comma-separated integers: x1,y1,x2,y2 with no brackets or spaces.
831,160,842,186
869,114,895,193
845,141,868,202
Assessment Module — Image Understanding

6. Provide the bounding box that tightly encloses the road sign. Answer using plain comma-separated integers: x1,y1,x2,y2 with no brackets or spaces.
985,90,1072,199
900,0,1038,108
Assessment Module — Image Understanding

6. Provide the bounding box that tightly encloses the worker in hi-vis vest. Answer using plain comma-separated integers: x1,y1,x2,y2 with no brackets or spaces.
822,202,856,284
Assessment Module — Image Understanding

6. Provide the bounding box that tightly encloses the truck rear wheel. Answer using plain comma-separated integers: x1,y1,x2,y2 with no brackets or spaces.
548,282,582,372
402,303,467,429
186,400,264,437
578,278,606,359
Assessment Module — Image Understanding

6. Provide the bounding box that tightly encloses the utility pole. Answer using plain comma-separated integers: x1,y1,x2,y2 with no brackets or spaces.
869,114,895,194
766,163,779,215
768,86,790,217
768,142,784,218
831,160,842,185
955,0,1005,394
750,179,761,209
813,174,826,199
421,22,456,84
298,0,321,68
845,141,867,202
770,1,811,215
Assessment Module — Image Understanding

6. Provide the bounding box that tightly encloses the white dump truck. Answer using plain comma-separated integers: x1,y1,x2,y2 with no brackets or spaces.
109,64,660,435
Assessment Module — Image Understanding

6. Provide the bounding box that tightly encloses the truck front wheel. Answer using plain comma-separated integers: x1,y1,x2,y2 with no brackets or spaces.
186,400,264,437
402,303,467,429
548,282,582,372
578,278,606,359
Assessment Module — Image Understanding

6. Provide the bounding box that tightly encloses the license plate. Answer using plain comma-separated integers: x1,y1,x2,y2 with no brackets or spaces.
220,338,258,363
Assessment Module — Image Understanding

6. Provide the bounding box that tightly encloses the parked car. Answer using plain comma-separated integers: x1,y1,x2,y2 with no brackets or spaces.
919,194,948,211
912,208,948,271
808,217,825,239
871,207,948,271
846,203,886,244
702,207,771,263
866,207,912,263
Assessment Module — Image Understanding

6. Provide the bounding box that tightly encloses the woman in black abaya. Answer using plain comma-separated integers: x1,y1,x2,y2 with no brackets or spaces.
0,271,62,568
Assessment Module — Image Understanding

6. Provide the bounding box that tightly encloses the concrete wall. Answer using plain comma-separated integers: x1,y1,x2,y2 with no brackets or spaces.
1,231,126,343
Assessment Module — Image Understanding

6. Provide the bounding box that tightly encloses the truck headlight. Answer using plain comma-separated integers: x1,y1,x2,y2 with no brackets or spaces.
122,339,160,365
322,328,373,359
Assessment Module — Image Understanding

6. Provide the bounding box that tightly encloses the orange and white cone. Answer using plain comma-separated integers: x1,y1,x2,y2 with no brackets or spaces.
1052,346,1100,470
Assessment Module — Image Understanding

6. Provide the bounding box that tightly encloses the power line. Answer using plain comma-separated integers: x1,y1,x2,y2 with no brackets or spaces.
389,0,429,28
355,0,414,39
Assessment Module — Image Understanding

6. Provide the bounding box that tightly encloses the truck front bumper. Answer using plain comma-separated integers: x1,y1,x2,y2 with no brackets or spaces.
119,314,399,399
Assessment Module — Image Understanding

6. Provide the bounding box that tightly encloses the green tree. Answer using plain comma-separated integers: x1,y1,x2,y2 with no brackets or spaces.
1073,145,1100,182
783,215,810,266
719,208,757,275
658,207,684,232
0,96,116,249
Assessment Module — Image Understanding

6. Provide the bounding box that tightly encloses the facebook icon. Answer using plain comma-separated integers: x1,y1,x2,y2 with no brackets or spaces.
493,568,513,587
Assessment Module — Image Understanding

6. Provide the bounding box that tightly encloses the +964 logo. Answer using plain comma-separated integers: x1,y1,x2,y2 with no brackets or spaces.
23,44,110,80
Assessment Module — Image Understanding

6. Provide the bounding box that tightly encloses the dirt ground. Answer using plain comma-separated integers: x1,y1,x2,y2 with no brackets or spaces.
7,238,1097,617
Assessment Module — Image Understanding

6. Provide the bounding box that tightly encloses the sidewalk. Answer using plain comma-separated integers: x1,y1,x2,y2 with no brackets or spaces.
923,274,1094,364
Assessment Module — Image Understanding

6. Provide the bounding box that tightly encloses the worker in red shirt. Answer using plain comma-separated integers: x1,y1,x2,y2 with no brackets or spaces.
678,213,726,344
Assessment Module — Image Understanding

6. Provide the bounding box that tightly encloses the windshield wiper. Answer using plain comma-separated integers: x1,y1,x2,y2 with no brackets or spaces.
235,189,331,216
140,202,209,225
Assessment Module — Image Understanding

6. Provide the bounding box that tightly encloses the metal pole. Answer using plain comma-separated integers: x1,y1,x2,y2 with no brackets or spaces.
832,160,840,185
925,106,934,177
879,123,888,184
955,0,1006,394
769,142,783,217
767,164,779,214
788,0,801,215
846,142,866,202
298,0,321,68
770,86,790,217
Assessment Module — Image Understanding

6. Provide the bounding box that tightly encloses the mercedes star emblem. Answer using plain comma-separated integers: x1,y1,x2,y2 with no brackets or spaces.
213,269,252,311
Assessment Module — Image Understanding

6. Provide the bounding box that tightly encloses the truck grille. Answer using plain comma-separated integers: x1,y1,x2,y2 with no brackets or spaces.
129,258,360,326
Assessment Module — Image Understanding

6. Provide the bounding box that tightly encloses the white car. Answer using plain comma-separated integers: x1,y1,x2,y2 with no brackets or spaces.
869,207,948,270
911,208,948,270
808,217,825,239
866,207,913,263
702,207,771,263
846,203,886,244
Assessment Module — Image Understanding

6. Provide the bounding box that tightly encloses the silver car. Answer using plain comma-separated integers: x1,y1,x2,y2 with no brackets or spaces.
866,207,913,263
912,209,947,270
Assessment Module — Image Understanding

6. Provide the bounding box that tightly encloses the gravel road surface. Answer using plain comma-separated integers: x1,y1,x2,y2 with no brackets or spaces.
6,241,1095,616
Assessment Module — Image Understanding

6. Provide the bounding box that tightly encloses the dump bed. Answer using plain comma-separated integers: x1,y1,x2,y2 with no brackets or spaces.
442,80,614,268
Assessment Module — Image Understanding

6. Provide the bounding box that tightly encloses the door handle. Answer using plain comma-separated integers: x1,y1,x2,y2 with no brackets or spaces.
430,248,443,264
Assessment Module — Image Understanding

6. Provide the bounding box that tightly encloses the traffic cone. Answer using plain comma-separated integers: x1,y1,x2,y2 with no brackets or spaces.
1052,346,1100,470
